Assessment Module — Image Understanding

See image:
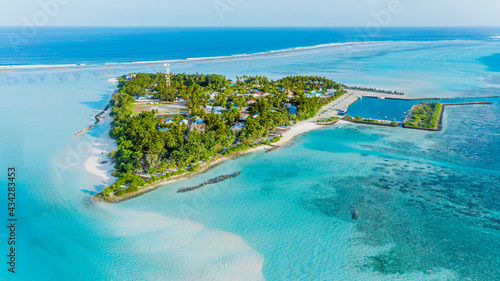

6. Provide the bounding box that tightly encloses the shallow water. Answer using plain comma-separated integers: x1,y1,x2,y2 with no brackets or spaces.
0,36,499,280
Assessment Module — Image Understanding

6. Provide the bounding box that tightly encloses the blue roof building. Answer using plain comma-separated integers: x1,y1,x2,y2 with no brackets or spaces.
289,106,297,115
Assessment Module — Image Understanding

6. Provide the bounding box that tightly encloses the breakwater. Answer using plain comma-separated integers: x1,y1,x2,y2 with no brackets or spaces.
75,103,111,136
177,171,242,193
407,96,499,101
442,102,492,106
265,146,279,153
403,102,492,131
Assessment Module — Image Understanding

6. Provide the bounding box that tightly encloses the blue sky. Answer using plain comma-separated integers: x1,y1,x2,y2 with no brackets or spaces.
1,0,499,26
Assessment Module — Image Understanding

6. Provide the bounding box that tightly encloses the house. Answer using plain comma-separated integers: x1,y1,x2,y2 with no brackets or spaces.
252,113,260,118
193,118,204,124
213,106,224,112
204,105,213,112
136,94,153,101
158,127,169,133
247,100,256,104
180,119,189,125
230,123,245,131
276,126,291,132
125,74,136,80
289,106,297,115
239,115,248,121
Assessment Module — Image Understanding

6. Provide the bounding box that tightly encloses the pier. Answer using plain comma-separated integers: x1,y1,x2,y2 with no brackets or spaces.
177,171,242,193
346,89,410,100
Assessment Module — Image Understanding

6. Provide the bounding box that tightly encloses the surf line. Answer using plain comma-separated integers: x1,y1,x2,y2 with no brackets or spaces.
177,171,242,193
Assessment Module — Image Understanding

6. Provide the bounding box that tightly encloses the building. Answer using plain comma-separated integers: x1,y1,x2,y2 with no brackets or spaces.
289,106,297,115
213,106,224,112
230,123,245,131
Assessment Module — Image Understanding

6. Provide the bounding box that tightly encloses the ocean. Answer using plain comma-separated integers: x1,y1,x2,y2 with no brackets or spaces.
0,27,499,280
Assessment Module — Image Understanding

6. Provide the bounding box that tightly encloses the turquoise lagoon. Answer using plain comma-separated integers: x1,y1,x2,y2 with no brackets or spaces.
0,38,499,280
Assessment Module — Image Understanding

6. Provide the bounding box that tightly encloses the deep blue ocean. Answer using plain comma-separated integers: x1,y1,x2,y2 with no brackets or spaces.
0,27,499,280
1,27,500,66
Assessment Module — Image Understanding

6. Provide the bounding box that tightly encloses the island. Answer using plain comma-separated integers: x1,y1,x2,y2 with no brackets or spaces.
89,73,496,202
403,101,442,130
94,73,348,202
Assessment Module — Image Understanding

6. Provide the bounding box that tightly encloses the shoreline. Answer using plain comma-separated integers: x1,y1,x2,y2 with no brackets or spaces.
83,110,118,189
91,92,350,203
93,145,268,203
90,86,495,202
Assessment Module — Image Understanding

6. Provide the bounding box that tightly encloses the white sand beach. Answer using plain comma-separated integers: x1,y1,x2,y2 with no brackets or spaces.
84,110,117,188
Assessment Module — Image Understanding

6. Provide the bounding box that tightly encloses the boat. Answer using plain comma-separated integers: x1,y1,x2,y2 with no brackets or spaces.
338,107,348,115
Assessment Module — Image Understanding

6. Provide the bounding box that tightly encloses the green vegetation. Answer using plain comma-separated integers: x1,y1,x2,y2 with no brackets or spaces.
98,73,345,199
317,116,340,123
270,136,281,143
341,85,404,95
102,173,145,196
344,116,399,126
404,102,442,129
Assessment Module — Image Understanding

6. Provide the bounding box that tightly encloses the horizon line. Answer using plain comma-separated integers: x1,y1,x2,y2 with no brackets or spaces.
1,25,500,28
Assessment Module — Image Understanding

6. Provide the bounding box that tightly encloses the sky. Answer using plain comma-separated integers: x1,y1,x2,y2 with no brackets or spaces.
0,0,499,27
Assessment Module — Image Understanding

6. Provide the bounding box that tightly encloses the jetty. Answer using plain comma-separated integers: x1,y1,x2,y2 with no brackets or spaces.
177,171,242,193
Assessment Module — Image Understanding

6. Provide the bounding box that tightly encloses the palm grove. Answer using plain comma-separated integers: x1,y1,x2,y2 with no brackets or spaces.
100,73,344,197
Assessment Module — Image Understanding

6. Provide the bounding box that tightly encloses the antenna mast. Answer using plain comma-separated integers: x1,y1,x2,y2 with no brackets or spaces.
164,63,171,86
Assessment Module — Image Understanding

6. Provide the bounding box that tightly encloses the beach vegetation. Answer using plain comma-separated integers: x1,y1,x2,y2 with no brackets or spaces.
100,73,345,199
404,102,441,129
